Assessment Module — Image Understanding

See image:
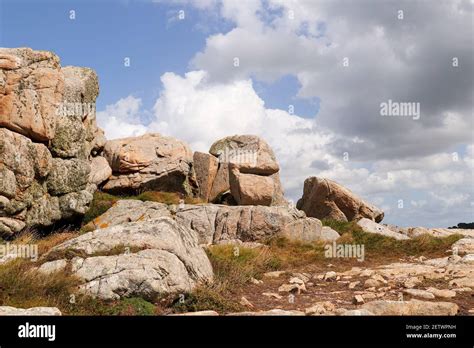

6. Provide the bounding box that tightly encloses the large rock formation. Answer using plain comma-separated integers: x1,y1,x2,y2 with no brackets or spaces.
84,199,339,245
297,177,384,223
40,217,213,300
0,48,64,141
102,133,196,195
0,48,109,237
195,135,286,206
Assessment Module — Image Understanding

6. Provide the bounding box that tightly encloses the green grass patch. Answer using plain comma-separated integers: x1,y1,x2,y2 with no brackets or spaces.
0,258,158,315
264,237,327,268
321,219,360,235
0,259,81,310
82,191,119,226
171,286,243,313
103,297,157,316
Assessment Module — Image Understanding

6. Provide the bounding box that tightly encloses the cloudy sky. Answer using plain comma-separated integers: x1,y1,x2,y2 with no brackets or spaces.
2,0,473,227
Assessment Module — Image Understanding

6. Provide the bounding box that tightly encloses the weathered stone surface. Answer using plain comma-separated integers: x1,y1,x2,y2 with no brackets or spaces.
357,218,410,240
84,200,171,231
209,135,285,206
361,299,458,316
0,306,62,316
62,66,99,105
89,156,112,185
0,217,25,236
103,133,196,195
37,259,68,275
451,238,474,255
297,177,384,222
209,162,230,202
209,135,279,175
0,164,16,198
0,48,64,141
211,205,307,243
278,282,306,294
174,204,220,244
0,49,106,235
50,114,87,158
25,195,61,227
280,217,333,243
321,226,341,241
46,158,90,195
83,199,327,245
403,288,435,299
0,128,52,190
57,66,103,158
208,204,323,243
305,301,336,315
193,152,218,201
426,287,456,298
42,217,213,300
58,184,96,219
229,167,274,205
0,141,89,236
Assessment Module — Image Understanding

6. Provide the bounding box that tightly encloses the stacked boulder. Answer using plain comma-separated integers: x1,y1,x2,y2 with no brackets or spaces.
194,135,286,206
0,48,110,237
102,133,197,195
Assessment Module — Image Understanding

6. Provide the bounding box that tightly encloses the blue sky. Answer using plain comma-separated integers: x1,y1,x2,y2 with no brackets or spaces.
0,0,318,117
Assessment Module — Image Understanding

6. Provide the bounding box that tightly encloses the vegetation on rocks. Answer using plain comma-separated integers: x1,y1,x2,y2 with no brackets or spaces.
82,190,205,228
323,219,464,259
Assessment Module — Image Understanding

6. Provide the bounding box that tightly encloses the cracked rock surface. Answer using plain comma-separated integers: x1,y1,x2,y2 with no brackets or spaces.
41,217,213,300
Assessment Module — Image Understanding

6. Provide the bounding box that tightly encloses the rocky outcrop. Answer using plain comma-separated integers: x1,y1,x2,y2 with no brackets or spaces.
357,218,410,240
297,177,384,223
102,133,196,195
451,238,474,255
84,199,172,230
84,199,338,245
196,135,286,206
0,48,64,141
40,217,213,300
406,227,474,239
0,48,108,237
89,156,113,185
